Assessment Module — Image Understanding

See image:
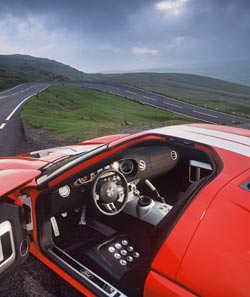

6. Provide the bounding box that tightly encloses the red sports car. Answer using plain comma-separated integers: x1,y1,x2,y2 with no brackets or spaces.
0,123,249,297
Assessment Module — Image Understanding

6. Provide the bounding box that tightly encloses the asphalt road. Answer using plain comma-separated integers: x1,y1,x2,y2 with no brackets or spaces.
0,83,49,156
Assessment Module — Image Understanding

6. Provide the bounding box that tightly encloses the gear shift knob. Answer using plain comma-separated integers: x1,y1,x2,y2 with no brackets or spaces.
136,196,153,217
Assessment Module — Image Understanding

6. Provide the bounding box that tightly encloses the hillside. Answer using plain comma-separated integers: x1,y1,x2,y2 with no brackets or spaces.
97,72,250,118
0,54,89,91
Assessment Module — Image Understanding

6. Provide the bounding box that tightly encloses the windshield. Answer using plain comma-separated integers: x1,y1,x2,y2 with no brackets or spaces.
37,144,108,188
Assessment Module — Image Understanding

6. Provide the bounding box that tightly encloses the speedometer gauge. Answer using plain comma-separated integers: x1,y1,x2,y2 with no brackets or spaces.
119,159,134,175
58,185,71,197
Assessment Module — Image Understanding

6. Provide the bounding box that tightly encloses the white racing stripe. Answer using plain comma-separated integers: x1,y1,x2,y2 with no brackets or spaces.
171,125,250,146
151,125,250,157
193,110,218,119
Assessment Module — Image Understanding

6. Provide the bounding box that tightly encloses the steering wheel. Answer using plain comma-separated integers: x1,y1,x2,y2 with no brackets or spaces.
92,169,128,216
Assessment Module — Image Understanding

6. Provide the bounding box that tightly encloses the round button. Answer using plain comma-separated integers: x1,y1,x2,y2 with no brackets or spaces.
133,252,140,258
127,246,134,252
115,243,122,249
127,256,133,262
108,246,115,253
121,240,128,246
120,259,127,266
114,253,121,259
121,249,127,256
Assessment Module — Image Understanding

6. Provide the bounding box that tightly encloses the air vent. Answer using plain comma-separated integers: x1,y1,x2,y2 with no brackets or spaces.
171,151,178,160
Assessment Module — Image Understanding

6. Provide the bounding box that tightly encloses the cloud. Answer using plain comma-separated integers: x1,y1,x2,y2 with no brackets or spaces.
132,47,159,56
155,0,189,16
0,0,250,73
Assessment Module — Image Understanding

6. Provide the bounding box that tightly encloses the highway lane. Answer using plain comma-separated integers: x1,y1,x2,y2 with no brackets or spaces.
0,82,50,156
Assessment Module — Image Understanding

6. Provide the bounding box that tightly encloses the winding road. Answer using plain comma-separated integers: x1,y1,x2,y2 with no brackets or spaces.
0,81,250,157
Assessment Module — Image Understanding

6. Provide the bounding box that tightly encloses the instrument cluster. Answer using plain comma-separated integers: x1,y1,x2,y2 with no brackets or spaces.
73,159,137,188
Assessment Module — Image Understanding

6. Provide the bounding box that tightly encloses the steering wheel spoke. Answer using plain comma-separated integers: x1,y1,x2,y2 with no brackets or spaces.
103,202,117,212
92,169,128,216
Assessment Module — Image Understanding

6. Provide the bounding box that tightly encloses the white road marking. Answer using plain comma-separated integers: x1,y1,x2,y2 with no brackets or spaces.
125,90,136,95
0,96,7,99
5,85,48,122
5,95,33,121
193,110,218,118
143,95,156,101
0,123,6,129
164,101,183,109
0,84,22,95
113,87,120,90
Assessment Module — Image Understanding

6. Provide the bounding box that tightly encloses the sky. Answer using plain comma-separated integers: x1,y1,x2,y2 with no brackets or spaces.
0,0,250,74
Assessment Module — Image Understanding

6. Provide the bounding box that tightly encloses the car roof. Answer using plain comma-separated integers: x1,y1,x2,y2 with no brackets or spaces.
149,124,250,157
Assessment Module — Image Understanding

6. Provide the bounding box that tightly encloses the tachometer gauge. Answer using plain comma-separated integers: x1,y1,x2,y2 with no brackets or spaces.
58,185,71,198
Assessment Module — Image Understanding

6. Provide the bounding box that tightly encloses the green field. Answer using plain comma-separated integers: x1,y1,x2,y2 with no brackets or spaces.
21,85,195,142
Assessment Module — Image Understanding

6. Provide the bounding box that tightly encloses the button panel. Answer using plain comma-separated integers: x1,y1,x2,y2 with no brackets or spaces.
158,203,172,214
114,253,121,259
108,246,115,253
121,240,128,246
107,239,140,266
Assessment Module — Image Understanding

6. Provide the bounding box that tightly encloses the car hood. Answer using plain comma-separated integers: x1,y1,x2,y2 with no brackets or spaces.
0,169,41,197
0,157,47,197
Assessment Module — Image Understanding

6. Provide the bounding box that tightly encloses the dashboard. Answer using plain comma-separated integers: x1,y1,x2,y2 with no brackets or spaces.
71,145,179,187
47,145,179,221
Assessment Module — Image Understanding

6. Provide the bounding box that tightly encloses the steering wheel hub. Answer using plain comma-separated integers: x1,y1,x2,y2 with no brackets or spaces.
100,181,118,203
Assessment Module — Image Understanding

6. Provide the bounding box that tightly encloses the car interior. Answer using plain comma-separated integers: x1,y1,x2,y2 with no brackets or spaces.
35,138,218,297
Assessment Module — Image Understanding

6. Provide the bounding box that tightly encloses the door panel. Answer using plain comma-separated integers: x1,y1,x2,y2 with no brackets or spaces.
0,199,29,279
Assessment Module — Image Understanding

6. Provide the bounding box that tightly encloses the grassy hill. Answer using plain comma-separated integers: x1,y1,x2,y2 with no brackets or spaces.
0,54,90,91
96,73,250,118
